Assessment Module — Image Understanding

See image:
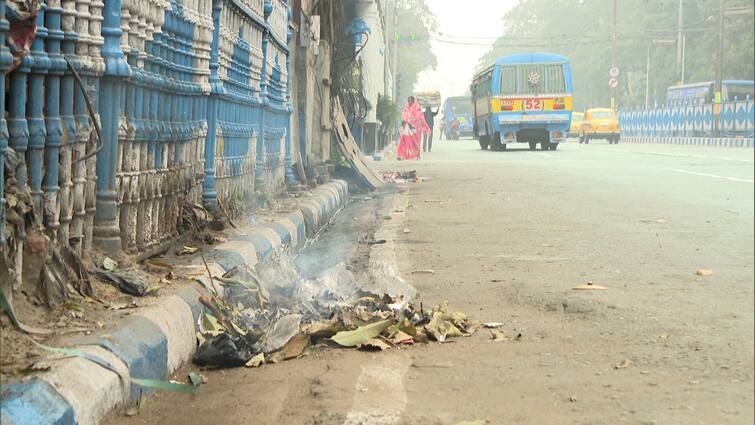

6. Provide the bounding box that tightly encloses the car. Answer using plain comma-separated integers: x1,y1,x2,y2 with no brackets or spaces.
569,112,584,137
579,108,620,144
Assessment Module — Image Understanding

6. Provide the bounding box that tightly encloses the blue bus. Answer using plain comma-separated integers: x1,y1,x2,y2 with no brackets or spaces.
440,96,474,139
471,53,573,151
666,80,754,104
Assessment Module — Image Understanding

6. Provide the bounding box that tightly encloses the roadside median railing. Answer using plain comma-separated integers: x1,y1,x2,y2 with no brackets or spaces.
619,97,754,141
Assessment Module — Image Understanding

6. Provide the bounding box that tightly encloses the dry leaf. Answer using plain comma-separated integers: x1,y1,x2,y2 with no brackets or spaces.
359,338,392,351
103,257,118,271
573,282,607,290
695,269,714,276
490,329,508,342
245,353,265,368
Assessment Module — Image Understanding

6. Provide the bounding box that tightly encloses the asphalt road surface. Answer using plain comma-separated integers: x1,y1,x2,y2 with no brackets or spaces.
110,138,754,425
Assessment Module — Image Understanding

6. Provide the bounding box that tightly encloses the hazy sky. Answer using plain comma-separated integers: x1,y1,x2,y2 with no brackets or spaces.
416,0,516,97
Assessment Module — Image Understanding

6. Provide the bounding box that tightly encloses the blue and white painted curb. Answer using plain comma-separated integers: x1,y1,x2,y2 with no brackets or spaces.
0,180,349,425
623,136,755,148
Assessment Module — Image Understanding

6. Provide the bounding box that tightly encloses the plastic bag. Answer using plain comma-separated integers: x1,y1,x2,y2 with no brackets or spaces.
193,333,254,367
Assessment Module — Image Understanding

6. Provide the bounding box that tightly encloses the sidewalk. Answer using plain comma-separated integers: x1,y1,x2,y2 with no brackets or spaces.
0,181,349,425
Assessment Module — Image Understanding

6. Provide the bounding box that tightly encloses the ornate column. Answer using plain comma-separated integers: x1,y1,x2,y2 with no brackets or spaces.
0,0,12,246
284,1,294,184
93,0,131,254
202,0,223,210
255,0,272,191
27,6,50,220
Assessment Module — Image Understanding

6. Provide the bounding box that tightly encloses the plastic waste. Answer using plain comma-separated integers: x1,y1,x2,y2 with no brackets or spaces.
193,333,254,367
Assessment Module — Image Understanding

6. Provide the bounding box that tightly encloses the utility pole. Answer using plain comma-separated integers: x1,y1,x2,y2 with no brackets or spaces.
681,35,686,84
645,43,651,108
675,0,683,83
392,0,399,101
714,0,724,135
383,0,390,99
611,0,617,110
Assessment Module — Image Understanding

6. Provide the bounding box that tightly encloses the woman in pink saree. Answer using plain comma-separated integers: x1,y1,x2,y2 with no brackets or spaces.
397,96,430,160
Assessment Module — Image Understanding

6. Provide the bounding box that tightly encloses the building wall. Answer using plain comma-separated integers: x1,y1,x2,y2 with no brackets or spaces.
354,0,386,123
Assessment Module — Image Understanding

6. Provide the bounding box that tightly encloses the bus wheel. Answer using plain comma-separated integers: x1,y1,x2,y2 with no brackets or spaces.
490,133,503,151
529,142,537,150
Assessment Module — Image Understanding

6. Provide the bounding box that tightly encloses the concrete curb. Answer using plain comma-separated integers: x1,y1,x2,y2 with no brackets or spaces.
622,136,755,148
0,180,349,425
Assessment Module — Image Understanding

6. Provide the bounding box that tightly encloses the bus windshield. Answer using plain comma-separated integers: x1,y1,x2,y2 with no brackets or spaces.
450,100,472,115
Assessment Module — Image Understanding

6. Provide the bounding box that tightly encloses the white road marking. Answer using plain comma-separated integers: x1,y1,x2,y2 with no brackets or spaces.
615,149,753,164
668,168,754,184
343,355,411,425
538,153,554,158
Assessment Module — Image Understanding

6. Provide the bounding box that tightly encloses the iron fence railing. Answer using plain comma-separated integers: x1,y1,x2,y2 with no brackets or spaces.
1,0,293,271
619,97,755,139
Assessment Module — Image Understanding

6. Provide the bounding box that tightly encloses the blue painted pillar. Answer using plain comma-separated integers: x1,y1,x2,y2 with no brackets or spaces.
284,3,295,184
0,0,11,245
203,0,223,209
256,0,273,190
27,6,50,219
58,1,77,244
44,2,66,232
93,0,131,254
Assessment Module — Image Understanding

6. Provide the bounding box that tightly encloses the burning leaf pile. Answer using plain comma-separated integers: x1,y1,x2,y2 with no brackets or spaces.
191,256,482,368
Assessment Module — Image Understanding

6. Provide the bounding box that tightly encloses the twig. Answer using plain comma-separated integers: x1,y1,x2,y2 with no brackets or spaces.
216,199,237,229
199,253,218,296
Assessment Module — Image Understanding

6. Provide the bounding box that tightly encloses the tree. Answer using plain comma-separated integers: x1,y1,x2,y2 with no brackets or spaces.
395,0,438,102
479,0,754,110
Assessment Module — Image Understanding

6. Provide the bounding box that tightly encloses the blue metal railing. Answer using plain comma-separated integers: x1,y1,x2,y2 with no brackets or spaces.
619,97,755,139
1,0,293,259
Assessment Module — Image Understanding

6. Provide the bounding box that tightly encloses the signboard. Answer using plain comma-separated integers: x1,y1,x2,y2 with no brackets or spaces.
608,78,619,88
609,67,620,78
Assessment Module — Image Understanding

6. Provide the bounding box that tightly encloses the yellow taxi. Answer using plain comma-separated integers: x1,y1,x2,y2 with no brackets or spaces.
569,112,584,137
579,108,620,144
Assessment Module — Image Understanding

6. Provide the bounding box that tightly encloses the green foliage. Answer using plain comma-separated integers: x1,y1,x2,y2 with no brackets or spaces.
396,0,438,101
479,0,754,109
377,95,401,132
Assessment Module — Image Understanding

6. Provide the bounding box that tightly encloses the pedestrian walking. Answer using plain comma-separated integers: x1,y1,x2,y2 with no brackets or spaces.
423,105,439,152
397,96,429,160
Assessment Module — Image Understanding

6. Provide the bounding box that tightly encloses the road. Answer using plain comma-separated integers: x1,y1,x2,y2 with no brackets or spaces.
110,139,754,425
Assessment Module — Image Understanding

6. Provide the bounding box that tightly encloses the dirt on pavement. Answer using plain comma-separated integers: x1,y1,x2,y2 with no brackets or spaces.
107,142,753,425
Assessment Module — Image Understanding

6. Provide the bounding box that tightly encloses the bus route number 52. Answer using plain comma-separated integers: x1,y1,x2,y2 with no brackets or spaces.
523,98,543,111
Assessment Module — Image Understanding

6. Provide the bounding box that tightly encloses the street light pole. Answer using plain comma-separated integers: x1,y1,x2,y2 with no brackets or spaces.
645,43,651,108
714,0,724,135
611,0,617,109
676,0,683,83
681,34,686,84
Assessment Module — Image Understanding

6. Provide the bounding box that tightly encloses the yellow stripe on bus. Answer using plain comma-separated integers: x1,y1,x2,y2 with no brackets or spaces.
491,97,573,113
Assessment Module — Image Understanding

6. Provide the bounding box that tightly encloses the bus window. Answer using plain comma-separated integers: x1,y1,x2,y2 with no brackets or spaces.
505,63,566,95
545,64,566,93
451,102,473,115
499,66,516,95
724,84,754,101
